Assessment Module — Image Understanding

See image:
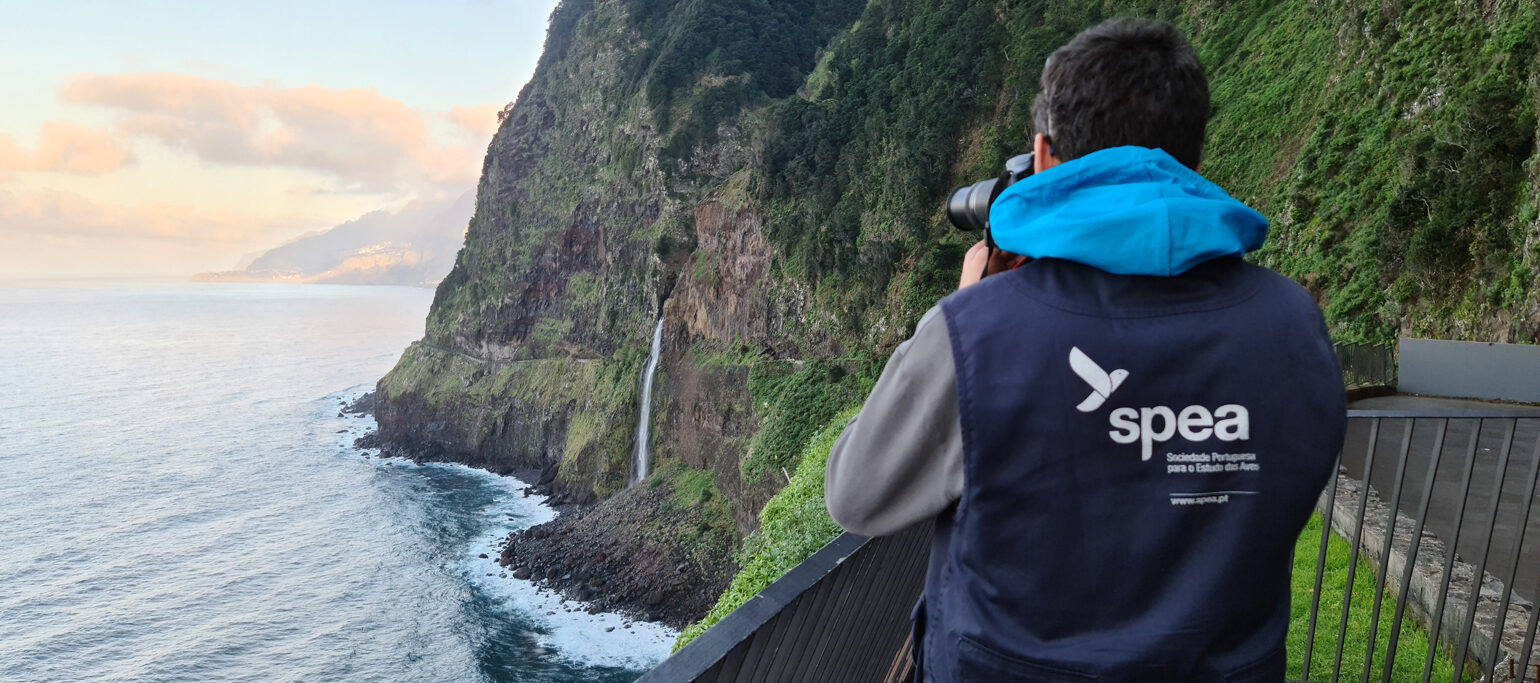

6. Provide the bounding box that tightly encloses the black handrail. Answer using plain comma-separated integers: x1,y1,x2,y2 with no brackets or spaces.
639,523,932,683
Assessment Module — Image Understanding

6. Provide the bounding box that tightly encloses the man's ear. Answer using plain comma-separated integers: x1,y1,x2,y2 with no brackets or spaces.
1034,133,1063,174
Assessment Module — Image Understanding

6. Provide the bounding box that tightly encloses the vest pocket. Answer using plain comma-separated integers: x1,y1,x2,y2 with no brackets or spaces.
954,635,1097,682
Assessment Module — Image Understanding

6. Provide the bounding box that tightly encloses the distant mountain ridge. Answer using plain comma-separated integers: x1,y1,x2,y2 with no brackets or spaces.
194,192,474,287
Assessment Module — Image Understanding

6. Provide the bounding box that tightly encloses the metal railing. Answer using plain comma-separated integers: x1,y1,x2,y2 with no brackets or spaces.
1300,410,1540,682
639,522,933,683
1339,342,1397,396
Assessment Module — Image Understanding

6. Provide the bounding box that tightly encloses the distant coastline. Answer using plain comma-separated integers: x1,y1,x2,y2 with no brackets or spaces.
190,271,309,284
190,269,441,288
191,191,473,289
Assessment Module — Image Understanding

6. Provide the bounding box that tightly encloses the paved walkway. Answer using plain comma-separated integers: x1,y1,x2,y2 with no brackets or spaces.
1343,395,1540,602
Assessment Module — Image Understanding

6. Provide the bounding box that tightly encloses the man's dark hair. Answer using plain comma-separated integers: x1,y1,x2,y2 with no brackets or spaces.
1032,18,1210,169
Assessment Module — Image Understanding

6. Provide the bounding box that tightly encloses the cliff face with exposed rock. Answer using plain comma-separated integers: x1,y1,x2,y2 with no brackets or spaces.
377,0,867,511
378,0,1540,627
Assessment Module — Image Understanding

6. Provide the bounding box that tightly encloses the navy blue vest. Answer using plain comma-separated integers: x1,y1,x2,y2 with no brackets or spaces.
922,257,1345,682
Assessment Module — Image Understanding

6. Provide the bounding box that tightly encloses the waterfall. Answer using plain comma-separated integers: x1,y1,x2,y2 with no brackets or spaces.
631,318,664,485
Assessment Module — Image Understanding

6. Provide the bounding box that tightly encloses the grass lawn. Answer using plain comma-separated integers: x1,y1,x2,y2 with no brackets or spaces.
1288,513,1463,682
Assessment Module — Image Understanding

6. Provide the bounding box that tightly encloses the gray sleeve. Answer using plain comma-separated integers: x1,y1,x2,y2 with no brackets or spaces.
824,305,963,537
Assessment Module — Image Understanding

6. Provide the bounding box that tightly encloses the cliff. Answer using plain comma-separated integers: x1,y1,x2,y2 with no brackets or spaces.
376,0,1540,627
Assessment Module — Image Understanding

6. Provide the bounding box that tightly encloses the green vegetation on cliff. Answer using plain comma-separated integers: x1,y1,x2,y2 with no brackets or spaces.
647,460,741,581
380,0,869,505
376,342,643,501
740,359,875,493
1200,0,1538,343
756,0,1539,347
426,0,867,362
674,407,856,650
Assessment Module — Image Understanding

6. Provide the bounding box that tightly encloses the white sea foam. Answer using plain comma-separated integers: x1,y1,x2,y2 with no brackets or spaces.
330,387,680,670
462,531,680,669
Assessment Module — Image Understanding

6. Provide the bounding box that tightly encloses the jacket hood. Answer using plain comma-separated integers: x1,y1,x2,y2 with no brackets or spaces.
988,146,1268,276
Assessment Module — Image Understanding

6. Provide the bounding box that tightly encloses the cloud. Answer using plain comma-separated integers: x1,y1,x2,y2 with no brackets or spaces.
0,121,132,174
0,188,283,244
448,104,504,138
61,72,498,191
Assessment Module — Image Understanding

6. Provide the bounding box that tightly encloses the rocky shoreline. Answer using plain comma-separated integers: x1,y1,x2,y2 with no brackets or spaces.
495,482,734,629
348,391,730,630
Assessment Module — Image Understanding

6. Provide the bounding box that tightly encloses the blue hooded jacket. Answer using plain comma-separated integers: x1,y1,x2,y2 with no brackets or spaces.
988,146,1268,276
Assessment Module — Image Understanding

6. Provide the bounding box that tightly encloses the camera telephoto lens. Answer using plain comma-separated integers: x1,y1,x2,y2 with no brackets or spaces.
945,153,1034,233
946,179,998,232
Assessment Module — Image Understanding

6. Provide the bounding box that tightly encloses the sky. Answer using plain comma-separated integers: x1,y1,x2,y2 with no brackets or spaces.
0,0,561,278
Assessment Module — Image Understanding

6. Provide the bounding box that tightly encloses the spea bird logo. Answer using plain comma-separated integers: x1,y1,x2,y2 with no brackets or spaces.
1069,347,1128,412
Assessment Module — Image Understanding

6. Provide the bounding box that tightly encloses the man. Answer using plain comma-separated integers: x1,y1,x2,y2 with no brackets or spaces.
825,18,1346,682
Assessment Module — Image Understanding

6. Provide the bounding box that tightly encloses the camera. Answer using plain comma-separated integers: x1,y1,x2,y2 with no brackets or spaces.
946,153,1035,232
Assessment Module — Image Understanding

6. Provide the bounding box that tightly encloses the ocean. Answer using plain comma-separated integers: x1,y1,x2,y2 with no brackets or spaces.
0,282,674,682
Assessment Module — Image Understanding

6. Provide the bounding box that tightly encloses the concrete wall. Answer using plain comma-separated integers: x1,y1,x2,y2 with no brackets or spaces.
1399,337,1540,404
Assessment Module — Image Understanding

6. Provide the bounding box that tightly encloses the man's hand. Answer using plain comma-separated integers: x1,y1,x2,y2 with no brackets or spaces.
958,240,1027,289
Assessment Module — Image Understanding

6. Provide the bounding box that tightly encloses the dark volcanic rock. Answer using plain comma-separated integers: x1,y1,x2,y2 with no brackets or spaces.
352,432,383,451
497,484,734,629
341,392,376,416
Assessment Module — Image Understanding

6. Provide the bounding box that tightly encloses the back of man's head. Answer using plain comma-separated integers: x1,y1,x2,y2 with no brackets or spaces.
1033,18,1209,170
